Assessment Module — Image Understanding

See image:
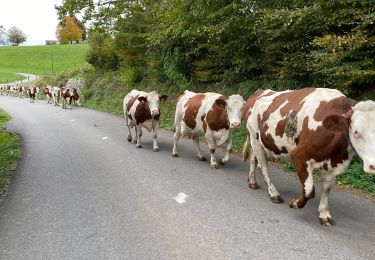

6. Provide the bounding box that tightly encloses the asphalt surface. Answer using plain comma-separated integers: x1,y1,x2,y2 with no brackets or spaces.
0,96,375,260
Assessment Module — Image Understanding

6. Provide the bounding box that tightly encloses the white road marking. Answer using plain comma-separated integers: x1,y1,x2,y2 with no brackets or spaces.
102,137,109,140
174,192,188,204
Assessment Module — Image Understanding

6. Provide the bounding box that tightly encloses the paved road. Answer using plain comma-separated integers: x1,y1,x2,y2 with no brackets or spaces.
0,96,374,260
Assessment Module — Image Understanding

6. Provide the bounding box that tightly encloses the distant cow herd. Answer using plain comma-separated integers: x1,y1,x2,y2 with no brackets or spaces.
0,83,80,108
1,83,374,226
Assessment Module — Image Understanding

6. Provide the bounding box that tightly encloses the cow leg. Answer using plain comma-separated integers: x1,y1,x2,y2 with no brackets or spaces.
152,122,160,152
124,114,132,142
318,161,349,226
248,150,259,189
136,125,143,148
318,172,336,226
172,119,182,158
220,134,232,165
289,159,315,209
193,137,206,161
251,138,283,202
205,130,218,169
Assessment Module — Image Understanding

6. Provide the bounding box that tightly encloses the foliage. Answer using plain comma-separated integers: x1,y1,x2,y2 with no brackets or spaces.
55,0,375,98
86,32,119,70
7,26,27,46
0,111,21,199
58,16,84,44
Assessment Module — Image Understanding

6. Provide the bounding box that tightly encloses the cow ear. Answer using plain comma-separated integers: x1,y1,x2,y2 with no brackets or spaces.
138,96,147,103
159,95,168,101
215,98,227,108
323,115,348,132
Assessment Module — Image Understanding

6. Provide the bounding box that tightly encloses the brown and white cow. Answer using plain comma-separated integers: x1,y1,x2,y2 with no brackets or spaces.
61,87,80,109
173,90,245,169
123,89,168,151
18,85,25,98
27,86,37,103
44,86,53,103
242,87,375,226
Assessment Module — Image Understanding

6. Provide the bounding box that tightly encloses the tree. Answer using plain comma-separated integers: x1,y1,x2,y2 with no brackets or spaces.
7,26,27,46
0,25,7,45
58,16,84,44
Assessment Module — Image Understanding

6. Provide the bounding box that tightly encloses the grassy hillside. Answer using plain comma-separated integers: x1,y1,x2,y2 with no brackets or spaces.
0,72,25,84
0,44,88,82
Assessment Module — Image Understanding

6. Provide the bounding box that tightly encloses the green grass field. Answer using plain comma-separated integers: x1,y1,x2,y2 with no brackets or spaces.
0,71,25,84
0,44,88,83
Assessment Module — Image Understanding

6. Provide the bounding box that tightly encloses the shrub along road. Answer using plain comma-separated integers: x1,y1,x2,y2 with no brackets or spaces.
0,96,374,259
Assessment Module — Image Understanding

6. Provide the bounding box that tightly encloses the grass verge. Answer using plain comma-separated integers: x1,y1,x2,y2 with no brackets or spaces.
0,110,21,200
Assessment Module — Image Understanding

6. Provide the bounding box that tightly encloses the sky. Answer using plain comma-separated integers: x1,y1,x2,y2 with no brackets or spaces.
0,0,62,45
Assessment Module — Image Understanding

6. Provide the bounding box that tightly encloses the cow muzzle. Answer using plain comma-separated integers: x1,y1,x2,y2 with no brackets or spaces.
230,122,240,129
151,110,160,116
364,164,375,174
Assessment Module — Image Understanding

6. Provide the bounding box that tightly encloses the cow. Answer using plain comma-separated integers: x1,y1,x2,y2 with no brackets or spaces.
242,87,375,226
52,87,61,106
0,84,5,95
172,90,245,169
123,89,168,151
61,87,80,109
18,85,25,98
44,86,53,103
27,86,37,103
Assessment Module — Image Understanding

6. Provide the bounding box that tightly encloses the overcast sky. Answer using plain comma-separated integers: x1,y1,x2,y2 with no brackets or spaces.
0,0,62,45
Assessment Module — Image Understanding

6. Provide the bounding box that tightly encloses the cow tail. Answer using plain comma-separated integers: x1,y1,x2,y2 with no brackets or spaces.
242,132,250,163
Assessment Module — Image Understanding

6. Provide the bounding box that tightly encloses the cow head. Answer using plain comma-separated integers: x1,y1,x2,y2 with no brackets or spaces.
143,91,168,117
225,94,245,129
323,100,375,174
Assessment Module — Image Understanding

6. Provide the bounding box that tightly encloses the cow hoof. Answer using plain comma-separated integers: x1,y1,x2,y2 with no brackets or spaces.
270,195,284,203
136,145,142,149
153,147,159,152
172,153,179,158
319,217,336,226
249,183,259,190
289,197,305,208
219,159,227,165
127,137,132,142
210,164,218,170
197,156,207,161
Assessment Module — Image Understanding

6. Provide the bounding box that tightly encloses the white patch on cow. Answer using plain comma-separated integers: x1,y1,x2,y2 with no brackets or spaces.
300,88,344,131
101,137,109,140
174,192,188,204
142,119,154,132
70,119,76,122
213,128,230,146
